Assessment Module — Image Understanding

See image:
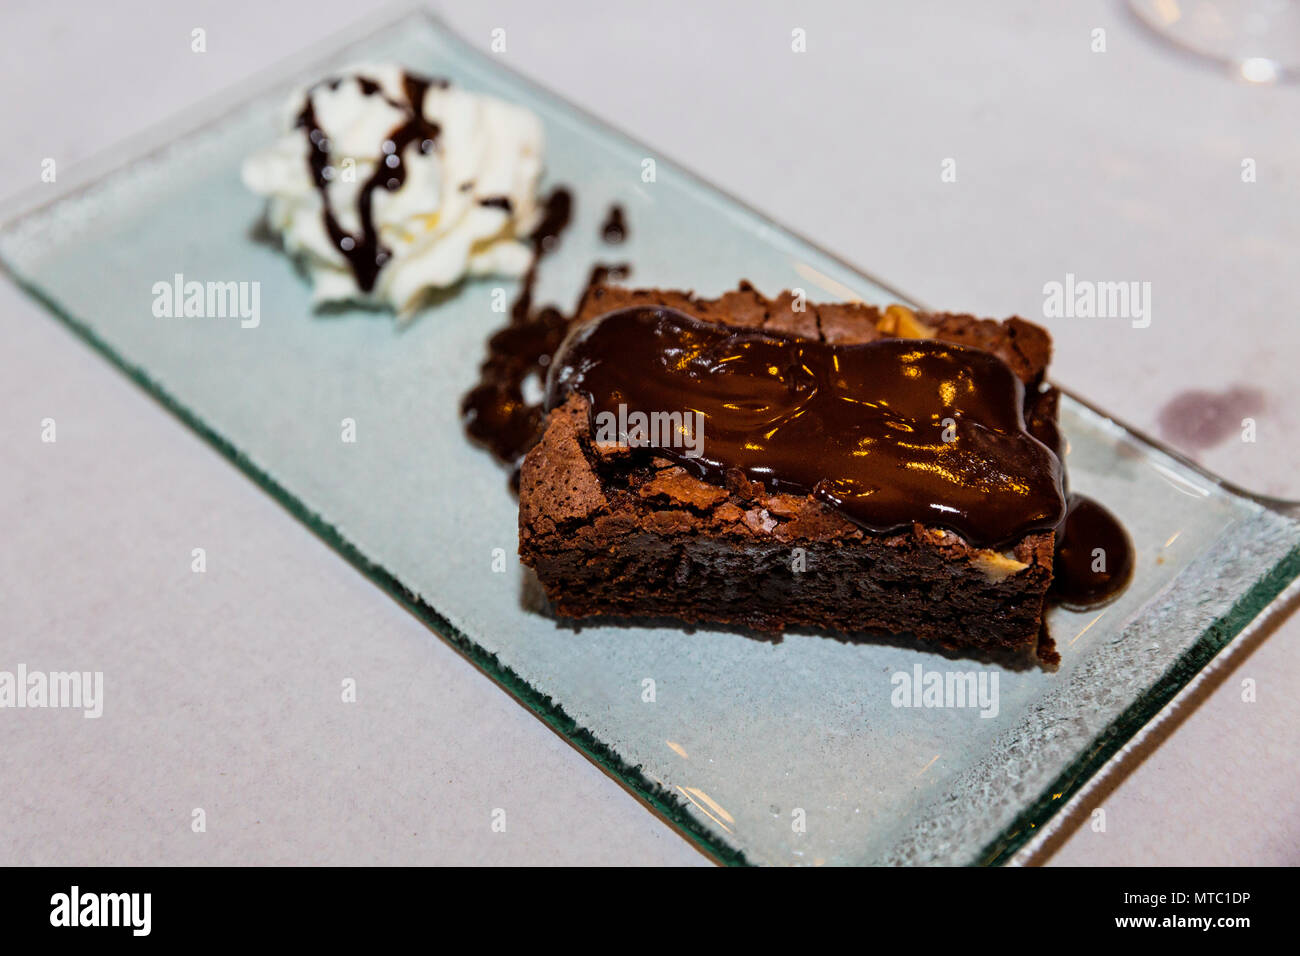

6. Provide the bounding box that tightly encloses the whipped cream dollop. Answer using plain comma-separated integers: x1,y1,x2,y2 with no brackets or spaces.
242,64,545,314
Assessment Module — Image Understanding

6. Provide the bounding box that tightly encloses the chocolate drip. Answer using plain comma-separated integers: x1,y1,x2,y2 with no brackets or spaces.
1050,495,1134,608
600,204,627,243
530,187,572,254
1025,385,1133,607
459,188,588,470
546,306,1066,548
295,72,445,292
1025,385,1063,468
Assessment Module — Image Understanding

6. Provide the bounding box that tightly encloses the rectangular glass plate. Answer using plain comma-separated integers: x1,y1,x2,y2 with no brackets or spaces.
3,9,1298,866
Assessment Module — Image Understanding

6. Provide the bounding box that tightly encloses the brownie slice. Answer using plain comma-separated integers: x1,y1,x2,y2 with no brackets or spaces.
518,282,1059,656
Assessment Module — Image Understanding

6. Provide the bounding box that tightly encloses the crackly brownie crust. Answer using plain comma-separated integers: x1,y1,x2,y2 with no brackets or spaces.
519,282,1058,654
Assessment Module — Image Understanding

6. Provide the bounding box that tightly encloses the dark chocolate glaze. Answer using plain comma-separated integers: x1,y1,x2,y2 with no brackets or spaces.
294,71,445,293
600,204,627,243
1025,385,1063,468
546,306,1066,548
459,188,589,470
1050,494,1134,608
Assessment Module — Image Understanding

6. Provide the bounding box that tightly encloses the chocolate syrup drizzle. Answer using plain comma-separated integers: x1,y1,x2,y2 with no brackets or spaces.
460,187,588,471
295,72,446,292
600,204,627,243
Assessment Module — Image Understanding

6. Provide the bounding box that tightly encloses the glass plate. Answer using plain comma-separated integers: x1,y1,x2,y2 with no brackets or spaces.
3,9,1298,867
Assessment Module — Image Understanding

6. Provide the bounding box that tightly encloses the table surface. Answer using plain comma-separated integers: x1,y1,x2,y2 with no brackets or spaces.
2,0,1297,866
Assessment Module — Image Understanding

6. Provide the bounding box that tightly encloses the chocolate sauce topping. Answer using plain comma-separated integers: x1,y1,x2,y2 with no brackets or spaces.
530,187,572,254
1051,494,1134,608
1024,385,1134,607
600,204,627,243
295,71,445,292
459,188,587,469
546,306,1067,548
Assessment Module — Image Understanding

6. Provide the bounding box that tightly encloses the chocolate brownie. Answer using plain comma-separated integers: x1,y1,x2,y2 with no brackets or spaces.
517,281,1065,656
